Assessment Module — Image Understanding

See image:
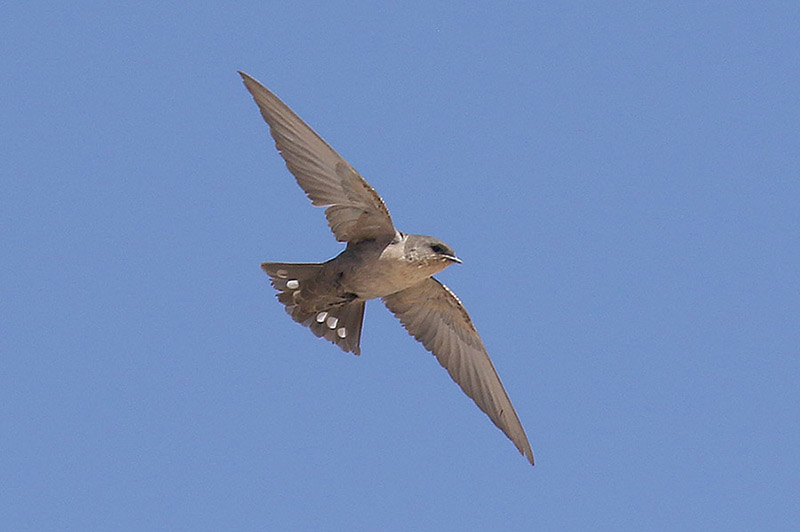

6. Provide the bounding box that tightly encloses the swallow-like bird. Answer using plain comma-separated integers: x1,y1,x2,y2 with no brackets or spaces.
240,72,534,465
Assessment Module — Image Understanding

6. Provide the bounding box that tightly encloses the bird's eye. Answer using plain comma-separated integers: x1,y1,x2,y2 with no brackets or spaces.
430,244,446,254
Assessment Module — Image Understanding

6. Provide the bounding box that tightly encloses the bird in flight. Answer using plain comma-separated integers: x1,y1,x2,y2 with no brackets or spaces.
239,72,534,465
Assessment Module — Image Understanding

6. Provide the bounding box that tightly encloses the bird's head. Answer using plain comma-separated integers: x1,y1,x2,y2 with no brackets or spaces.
404,234,462,272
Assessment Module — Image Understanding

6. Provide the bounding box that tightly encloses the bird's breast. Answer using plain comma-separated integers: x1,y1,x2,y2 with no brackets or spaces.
327,243,438,300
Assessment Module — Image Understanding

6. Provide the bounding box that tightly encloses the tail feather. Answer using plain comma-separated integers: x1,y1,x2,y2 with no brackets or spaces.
305,299,365,355
261,262,366,355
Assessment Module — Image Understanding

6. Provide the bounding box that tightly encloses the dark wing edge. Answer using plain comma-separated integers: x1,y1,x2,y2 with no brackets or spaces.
239,71,395,243
383,278,534,465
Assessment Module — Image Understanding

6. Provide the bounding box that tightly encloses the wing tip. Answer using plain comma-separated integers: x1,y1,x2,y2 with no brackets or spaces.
524,447,535,466
516,434,535,466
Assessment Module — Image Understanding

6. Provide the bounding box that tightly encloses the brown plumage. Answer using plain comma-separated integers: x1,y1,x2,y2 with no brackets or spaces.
241,71,534,465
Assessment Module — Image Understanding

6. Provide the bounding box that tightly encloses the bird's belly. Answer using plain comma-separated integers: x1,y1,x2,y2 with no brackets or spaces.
339,258,435,301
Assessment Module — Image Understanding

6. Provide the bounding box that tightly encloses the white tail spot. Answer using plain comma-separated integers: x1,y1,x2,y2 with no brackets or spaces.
276,269,289,279
326,316,338,329
286,279,300,289
336,327,347,338
316,311,328,323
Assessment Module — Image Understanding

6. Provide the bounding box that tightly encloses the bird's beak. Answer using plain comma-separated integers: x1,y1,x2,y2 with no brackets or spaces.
445,255,462,264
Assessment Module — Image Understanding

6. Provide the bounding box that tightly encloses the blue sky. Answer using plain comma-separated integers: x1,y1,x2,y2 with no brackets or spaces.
3,2,799,530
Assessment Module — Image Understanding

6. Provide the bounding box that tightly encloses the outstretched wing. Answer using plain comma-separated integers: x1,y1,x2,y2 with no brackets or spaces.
383,277,534,465
240,72,396,243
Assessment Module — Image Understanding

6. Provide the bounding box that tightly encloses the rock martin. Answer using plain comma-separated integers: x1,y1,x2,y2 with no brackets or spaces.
240,72,534,465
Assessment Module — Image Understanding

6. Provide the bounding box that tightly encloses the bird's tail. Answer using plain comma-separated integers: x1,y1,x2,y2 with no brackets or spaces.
261,262,366,355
